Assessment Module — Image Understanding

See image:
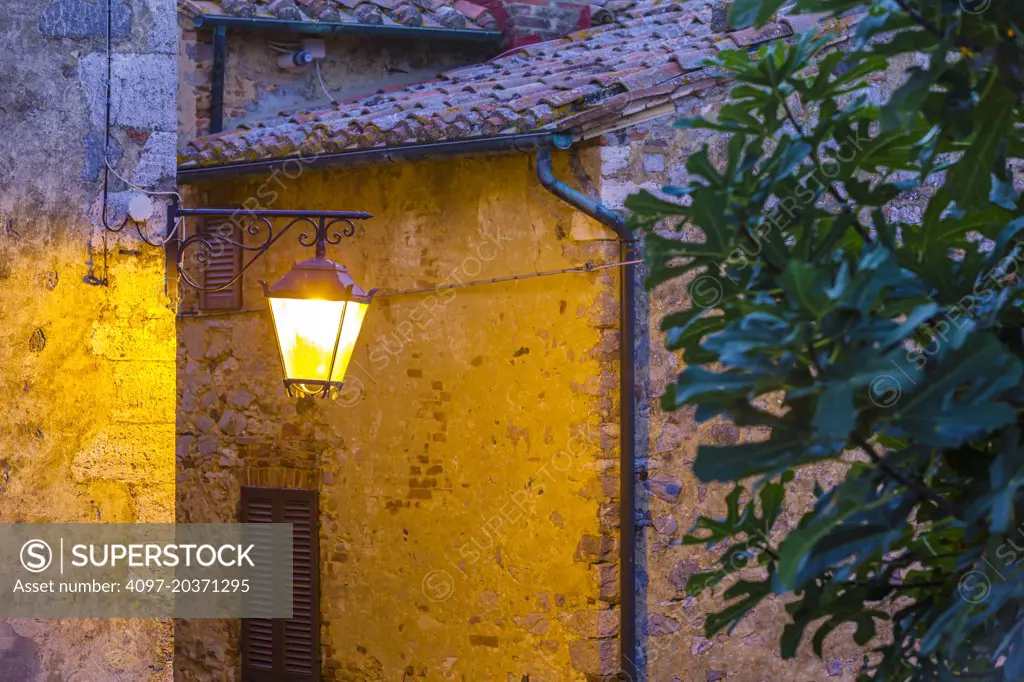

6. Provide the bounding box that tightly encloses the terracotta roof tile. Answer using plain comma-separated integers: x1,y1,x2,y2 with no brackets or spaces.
726,21,793,47
180,2,864,168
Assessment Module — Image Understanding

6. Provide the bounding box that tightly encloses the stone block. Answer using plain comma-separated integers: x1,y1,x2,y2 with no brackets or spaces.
131,131,176,186
575,534,617,563
568,638,618,676
643,153,666,173
645,475,682,503
72,424,174,485
79,53,176,133
600,145,630,176
40,0,131,38
513,613,550,636
647,613,681,637
563,608,619,638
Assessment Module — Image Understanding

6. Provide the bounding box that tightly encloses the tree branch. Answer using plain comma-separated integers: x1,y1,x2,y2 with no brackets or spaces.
893,0,982,54
780,99,874,245
893,0,943,40
852,434,969,523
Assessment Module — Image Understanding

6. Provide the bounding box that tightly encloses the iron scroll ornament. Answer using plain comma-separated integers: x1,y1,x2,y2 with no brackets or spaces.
167,200,373,293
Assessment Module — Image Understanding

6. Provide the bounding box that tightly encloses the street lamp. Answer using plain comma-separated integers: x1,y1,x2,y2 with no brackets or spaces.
107,201,376,399
263,255,371,398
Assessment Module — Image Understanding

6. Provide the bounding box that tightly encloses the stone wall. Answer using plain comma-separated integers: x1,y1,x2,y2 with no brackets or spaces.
174,151,626,680
177,24,496,142
593,64,914,679
592,101,801,681
502,0,590,42
0,0,177,679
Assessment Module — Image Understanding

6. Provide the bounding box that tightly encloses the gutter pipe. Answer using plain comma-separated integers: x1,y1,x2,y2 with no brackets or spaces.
193,14,505,42
177,133,556,184
536,138,638,682
211,25,227,133
176,130,640,680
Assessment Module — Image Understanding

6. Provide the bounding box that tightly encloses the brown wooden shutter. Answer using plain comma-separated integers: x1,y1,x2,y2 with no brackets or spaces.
241,487,320,682
198,219,243,311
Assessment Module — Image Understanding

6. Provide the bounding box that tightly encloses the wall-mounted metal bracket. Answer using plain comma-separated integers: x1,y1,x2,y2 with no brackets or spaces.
102,197,372,292
171,200,372,292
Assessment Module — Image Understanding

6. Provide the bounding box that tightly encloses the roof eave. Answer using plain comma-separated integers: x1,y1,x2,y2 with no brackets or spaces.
193,13,505,42
177,131,575,184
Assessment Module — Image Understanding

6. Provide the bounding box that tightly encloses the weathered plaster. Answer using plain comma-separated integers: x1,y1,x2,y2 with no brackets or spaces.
79,52,177,132
175,152,624,680
0,0,176,678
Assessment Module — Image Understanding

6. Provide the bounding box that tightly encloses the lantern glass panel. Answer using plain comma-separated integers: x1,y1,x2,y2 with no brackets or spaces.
269,297,347,383
330,300,368,383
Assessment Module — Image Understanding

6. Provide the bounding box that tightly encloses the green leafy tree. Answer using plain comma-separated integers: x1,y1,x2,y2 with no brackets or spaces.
627,1,1024,679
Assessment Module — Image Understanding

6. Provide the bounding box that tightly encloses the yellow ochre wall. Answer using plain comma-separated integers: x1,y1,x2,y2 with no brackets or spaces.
0,215,176,677
2,0,177,673
174,152,624,681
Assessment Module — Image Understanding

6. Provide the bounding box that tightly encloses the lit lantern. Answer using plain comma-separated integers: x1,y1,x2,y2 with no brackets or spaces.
263,256,372,398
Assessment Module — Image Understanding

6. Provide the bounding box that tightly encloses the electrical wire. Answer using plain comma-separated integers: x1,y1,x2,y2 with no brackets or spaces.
103,161,184,246
175,258,643,318
101,0,113,226
315,60,339,106
105,161,184,202
96,0,185,263
376,258,642,297
84,0,119,285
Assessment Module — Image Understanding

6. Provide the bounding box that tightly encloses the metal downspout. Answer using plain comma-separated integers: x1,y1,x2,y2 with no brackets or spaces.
210,24,227,133
536,144,638,682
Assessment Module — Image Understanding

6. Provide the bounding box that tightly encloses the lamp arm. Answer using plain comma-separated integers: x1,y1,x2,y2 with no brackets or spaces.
172,209,371,293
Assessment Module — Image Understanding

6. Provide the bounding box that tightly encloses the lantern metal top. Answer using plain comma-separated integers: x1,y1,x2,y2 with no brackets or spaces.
261,256,373,303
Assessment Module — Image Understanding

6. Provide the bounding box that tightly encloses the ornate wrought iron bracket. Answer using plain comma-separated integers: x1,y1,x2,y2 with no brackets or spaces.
112,197,373,293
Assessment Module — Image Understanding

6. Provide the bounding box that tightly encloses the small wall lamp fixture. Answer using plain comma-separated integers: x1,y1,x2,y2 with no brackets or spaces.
106,199,375,399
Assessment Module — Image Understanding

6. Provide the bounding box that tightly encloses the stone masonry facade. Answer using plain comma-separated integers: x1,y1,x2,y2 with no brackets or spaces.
174,153,626,680
0,0,914,679
0,0,177,678
171,7,887,681
592,57,925,682
177,27,491,140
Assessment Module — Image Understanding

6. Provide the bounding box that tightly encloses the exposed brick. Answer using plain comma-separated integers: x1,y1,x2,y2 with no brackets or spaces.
469,635,500,647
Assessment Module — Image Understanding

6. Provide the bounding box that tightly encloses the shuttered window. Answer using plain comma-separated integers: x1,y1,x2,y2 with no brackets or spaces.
198,219,243,311
241,487,320,682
